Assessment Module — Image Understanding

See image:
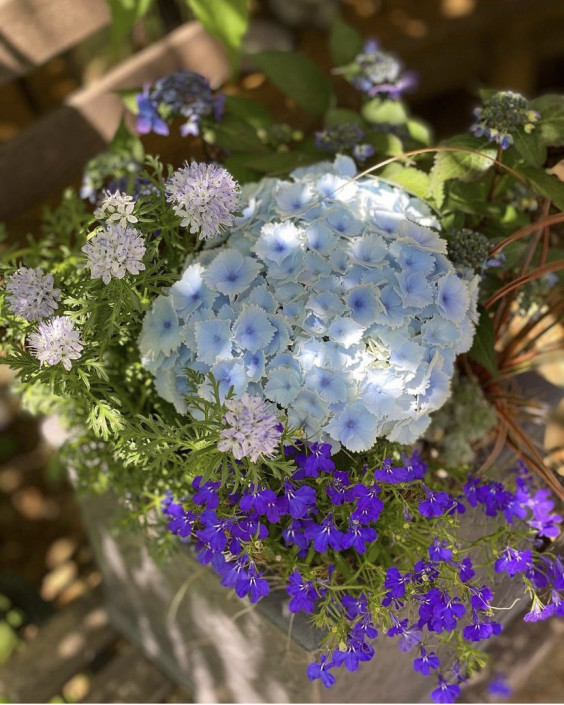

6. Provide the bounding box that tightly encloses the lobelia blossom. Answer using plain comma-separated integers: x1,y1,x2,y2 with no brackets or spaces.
166,162,240,240
5,267,61,322
470,91,540,149
217,393,282,463
28,316,83,371
93,189,138,228
82,223,146,285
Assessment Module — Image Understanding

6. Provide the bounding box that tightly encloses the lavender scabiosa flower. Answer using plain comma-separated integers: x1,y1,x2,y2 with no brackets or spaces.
94,190,138,228
166,162,240,240
5,267,61,322
82,224,146,285
470,91,540,149
28,316,83,371
335,39,417,99
217,393,282,463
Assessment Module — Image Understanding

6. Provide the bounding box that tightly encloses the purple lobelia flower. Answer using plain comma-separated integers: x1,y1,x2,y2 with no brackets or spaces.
304,514,345,552
494,546,533,577
286,571,321,613
307,654,336,688
413,647,440,676
431,677,460,704
428,538,453,562
282,480,317,519
136,87,169,135
418,486,455,518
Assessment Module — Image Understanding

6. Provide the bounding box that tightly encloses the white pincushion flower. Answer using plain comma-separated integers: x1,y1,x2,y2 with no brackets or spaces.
217,394,282,462
94,190,138,228
5,267,61,322
166,162,240,240
82,224,146,285
28,316,83,371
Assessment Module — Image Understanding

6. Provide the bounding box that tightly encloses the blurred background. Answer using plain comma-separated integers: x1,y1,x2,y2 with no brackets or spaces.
0,0,563,702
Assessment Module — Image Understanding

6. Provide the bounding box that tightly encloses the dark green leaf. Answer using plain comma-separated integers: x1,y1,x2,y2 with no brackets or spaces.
224,154,262,184
324,108,365,128
244,149,319,175
520,165,564,210
512,129,546,167
186,0,250,73
531,94,564,147
468,310,498,377
329,17,363,66
252,51,333,115
223,95,273,128
203,115,268,153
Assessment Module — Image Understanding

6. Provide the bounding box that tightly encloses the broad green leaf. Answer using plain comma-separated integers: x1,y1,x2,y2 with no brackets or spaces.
223,95,273,129
520,165,564,211
186,0,250,73
428,135,497,204
512,130,546,167
106,0,154,40
224,154,262,184
531,94,564,147
468,310,498,377
252,51,333,115
365,132,404,157
244,149,319,175
380,164,430,199
203,115,268,154
324,108,365,127
362,99,408,125
329,17,363,66
407,119,432,146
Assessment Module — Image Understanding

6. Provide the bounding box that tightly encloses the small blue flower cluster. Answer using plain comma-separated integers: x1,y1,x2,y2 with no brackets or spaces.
163,449,562,703
470,91,540,150
314,123,375,162
136,70,224,138
334,39,417,99
140,156,480,451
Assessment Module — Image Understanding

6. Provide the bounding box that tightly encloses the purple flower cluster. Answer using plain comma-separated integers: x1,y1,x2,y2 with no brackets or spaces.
163,452,563,704
136,70,224,138
314,123,375,162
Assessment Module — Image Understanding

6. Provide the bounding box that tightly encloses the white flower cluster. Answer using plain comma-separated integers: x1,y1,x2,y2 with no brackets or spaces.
140,156,479,452
5,267,61,322
28,316,83,371
82,224,146,285
217,393,282,462
166,162,240,240
94,190,138,228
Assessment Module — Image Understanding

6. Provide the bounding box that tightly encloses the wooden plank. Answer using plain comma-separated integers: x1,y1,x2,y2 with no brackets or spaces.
0,588,118,703
82,642,177,703
0,21,230,221
0,0,111,84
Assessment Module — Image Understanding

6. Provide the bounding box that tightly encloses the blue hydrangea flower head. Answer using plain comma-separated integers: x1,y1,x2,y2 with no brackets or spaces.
140,156,479,451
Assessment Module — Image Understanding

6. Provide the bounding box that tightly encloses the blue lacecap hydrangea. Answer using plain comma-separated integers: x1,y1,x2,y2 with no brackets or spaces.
139,155,480,452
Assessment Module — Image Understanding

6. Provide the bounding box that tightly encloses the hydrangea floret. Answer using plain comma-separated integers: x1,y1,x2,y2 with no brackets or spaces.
141,156,479,450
